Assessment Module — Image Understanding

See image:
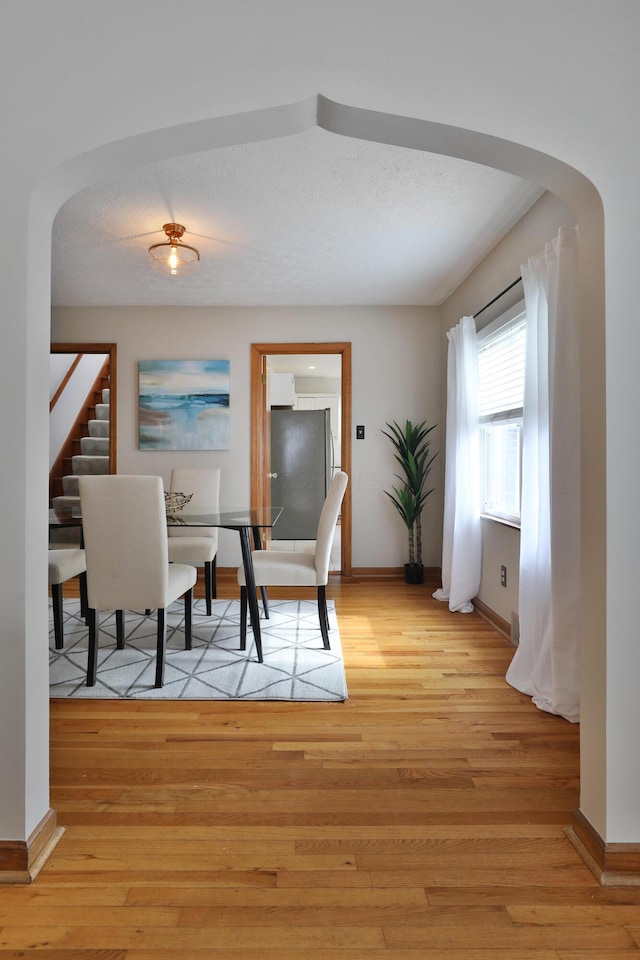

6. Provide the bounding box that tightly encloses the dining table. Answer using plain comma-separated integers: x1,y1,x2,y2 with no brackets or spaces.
49,503,283,660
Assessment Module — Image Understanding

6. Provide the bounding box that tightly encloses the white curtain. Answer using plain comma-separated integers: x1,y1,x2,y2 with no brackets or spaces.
506,226,580,722
433,316,482,613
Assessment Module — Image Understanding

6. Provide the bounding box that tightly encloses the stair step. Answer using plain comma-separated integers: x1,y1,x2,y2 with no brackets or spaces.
96,403,109,421
80,436,109,456
62,476,79,495
72,455,109,475
102,388,110,404
50,495,82,547
88,419,109,438
52,495,81,515
49,525,82,547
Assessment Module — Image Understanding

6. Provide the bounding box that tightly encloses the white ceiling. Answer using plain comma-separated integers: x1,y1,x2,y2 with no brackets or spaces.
268,354,342,379
51,126,542,308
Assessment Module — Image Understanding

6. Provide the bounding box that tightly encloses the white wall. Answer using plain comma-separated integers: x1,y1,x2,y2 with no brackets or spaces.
49,354,73,398
51,305,443,569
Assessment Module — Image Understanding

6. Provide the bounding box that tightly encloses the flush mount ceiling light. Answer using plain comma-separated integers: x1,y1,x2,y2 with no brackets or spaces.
149,223,200,276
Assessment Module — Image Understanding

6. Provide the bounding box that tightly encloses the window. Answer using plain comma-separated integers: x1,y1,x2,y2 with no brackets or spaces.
477,301,526,524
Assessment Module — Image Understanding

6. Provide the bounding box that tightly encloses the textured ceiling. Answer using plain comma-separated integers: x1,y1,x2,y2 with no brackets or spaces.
51,127,542,307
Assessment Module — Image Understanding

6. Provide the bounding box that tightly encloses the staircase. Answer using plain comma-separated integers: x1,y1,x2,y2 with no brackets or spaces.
50,386,110,545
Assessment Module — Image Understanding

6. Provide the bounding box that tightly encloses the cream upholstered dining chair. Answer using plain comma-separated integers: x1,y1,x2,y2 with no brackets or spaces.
48,548,87,650
78,474,197,688
167,467,220,615
237,470,348,662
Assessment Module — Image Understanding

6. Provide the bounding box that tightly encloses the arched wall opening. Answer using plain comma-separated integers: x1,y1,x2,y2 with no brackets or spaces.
25,93,606,852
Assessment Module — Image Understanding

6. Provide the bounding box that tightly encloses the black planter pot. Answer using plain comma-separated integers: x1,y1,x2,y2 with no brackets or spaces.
404,562,424,585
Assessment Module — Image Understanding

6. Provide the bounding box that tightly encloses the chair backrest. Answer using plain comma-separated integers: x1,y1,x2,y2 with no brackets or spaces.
314,470,348,584
78,474,170,610
169,467,221,539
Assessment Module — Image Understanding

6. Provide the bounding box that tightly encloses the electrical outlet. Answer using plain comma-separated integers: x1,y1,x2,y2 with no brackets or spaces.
500,565,507,587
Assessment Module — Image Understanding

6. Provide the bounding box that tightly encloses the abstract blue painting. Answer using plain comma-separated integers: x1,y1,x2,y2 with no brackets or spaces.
139,359,230,450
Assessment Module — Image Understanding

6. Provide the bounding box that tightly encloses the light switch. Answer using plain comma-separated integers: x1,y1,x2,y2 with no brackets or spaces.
356,425,365,439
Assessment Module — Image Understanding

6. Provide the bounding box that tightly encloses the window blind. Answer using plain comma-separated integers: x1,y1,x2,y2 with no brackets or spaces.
478,313,526,420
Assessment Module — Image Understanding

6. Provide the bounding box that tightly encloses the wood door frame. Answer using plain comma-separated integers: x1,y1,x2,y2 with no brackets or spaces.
251,342,352,577
50,342,117,475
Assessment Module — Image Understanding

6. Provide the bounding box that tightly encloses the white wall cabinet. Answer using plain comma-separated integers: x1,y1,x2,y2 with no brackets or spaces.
269,371,296,407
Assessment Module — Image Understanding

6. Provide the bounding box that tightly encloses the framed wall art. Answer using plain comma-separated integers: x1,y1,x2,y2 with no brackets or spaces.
139,359,230,450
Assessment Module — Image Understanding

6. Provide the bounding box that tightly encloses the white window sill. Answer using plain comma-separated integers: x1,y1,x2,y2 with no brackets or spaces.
480,513,521,531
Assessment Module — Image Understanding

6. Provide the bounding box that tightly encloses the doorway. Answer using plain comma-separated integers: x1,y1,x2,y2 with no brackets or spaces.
251,342,352,576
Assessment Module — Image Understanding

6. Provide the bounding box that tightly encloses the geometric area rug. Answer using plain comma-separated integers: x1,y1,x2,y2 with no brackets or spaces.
49,598,348,702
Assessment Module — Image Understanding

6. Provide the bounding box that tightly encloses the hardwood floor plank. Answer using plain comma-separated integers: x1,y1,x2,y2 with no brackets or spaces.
109,946,560,960
383,922,637,950
174,902,512,928
125,885,429,906
557,953,640,960
508,904,640,924
427,884,640,906
120,952,562,960
0,906,181,927
0,952,127,960
0,925,386,951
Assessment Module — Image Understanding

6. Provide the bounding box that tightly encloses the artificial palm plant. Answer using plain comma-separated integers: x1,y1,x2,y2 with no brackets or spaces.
382,419,438,581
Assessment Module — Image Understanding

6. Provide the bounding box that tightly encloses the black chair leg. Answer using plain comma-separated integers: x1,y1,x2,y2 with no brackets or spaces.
86,608,99,686
204,561,212,616
246,592,264,663
261,586,269,619
212,556,217,600
318,585,331,650
116,609,125,649
239,586,247,650
51,583,64,650
240,588,264,662
79,571,88,621
155,608,166,688
184,587,193,650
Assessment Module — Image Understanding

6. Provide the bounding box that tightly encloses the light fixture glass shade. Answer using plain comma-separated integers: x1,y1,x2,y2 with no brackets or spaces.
149,223,200,276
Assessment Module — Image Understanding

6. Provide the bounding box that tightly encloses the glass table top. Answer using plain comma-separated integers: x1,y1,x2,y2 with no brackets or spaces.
49,505,283,529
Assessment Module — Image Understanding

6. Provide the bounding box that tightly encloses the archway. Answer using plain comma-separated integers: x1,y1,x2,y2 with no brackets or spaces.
6,94,605,878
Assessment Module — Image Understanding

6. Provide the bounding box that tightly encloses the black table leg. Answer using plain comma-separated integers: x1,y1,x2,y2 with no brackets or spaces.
239,526,263,662
251,524,269,619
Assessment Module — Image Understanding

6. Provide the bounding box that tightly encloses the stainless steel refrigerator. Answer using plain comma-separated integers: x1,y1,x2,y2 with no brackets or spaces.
270,408,333,540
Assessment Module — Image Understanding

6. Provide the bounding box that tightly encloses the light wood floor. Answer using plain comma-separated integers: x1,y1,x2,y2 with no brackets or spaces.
6,576,640,958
